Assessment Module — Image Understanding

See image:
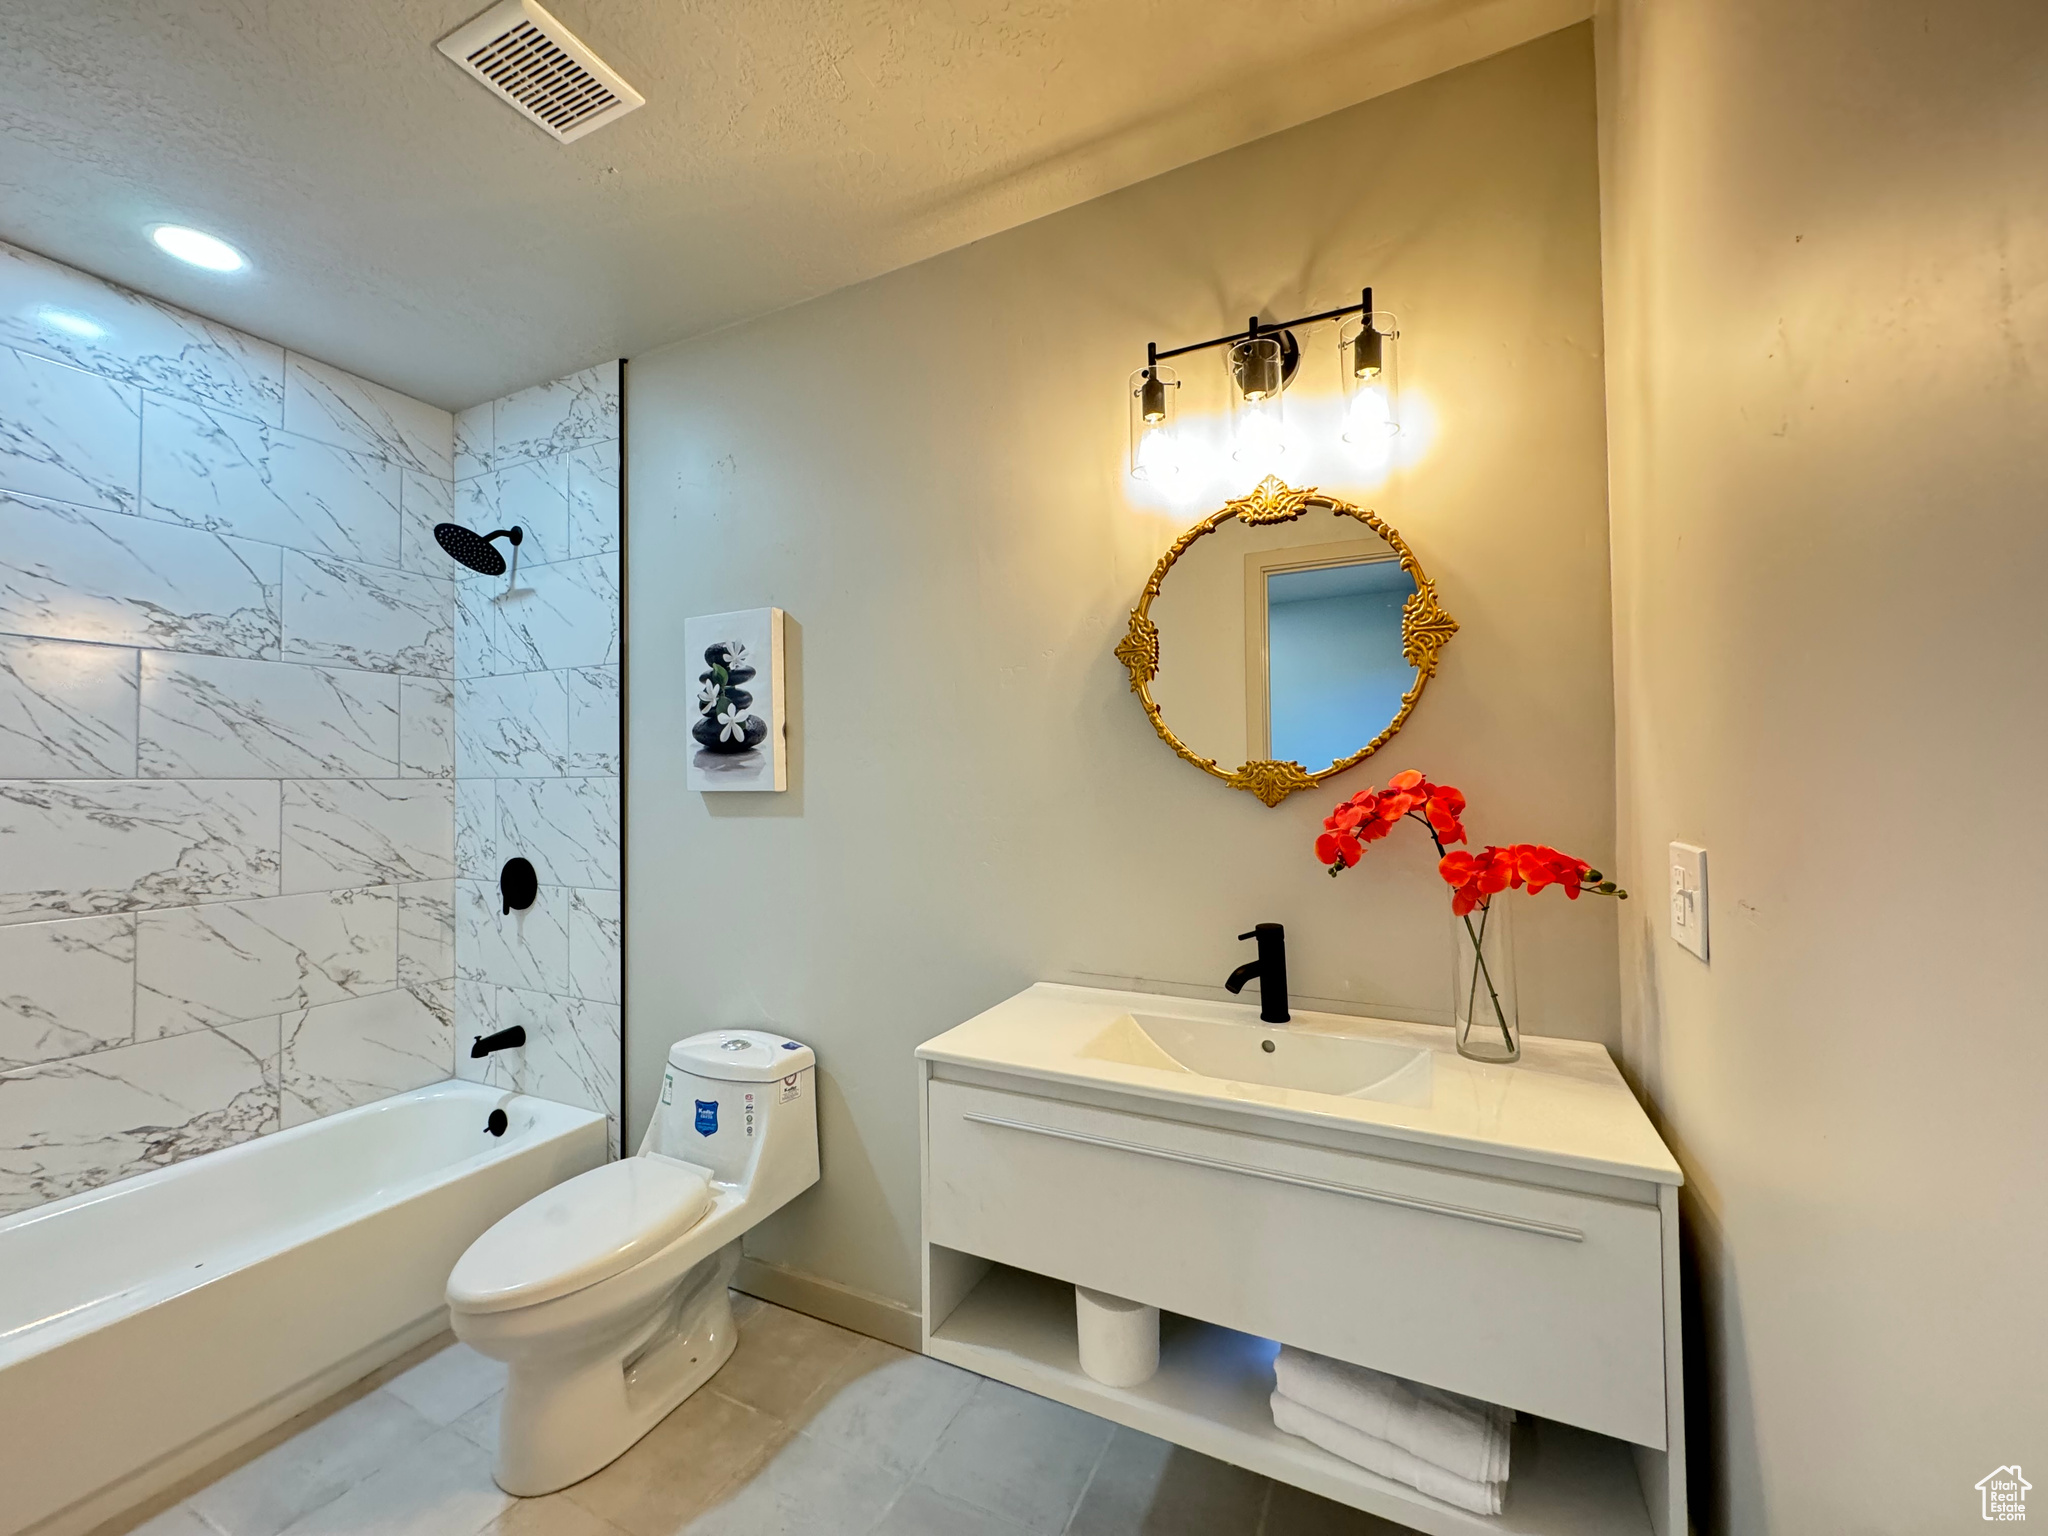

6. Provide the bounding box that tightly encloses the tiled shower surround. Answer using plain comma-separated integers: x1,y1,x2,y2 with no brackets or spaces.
0,240,622,1210
449,367,622,1153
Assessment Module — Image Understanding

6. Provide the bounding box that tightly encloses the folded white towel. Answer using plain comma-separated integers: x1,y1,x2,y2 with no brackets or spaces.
1270,1391,1503,1517
1272,1347,1509,1486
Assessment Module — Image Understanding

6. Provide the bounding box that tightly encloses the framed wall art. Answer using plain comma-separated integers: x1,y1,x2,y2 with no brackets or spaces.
683,607,788,792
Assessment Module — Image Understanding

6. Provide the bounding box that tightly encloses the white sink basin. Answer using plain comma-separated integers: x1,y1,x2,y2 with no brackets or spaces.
919,983,1688,1185
1080,1011,1433,1105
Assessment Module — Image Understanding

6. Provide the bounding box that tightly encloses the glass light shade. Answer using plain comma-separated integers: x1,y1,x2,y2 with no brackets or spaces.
1228,336,1287,463
1230,335,1285,401
1128,365,1181,481
1338,312,1400,443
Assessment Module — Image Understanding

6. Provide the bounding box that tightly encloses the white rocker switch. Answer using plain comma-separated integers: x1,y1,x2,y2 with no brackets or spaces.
1669,842,1708,961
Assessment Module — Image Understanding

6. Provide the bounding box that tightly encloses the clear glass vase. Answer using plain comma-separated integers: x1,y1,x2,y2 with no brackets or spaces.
1451,898,1519,1063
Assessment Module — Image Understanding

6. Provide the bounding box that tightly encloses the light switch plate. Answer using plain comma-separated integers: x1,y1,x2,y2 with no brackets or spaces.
1669,842,1708,960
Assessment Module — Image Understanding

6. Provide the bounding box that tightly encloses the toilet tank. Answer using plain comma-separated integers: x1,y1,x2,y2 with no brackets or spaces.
644,1031,818,1207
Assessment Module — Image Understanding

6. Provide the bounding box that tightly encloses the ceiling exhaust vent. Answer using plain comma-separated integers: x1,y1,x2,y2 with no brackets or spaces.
437,0,645,144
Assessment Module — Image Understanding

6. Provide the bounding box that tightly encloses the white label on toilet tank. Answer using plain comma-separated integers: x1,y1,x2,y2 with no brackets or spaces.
780,1074,800,1103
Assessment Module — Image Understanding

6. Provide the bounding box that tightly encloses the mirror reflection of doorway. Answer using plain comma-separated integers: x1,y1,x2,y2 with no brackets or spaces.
1242,539,1419,768
1266,561,1417,766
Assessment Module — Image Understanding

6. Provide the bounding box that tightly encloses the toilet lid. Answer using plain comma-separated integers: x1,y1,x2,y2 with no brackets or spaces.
448,1156,713,1314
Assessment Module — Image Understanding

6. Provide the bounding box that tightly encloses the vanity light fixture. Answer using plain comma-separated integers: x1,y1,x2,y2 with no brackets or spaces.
1129,288,1399,477
1129,352,1182,481
1229,330,1291,464
149,225,247,273
1338,308,1400,442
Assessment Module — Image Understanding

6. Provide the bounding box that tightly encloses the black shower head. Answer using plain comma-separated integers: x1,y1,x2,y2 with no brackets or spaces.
433,522,523,576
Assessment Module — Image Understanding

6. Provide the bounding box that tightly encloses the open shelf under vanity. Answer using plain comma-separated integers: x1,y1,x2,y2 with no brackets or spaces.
915,996,1688,1536
925,1258,1658,1536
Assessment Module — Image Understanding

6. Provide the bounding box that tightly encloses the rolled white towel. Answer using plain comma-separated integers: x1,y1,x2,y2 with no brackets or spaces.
1273,1347,1509,1486
1271,1391,1503,1517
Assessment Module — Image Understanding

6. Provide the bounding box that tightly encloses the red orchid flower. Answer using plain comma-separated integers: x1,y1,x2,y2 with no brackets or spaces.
1439,843,1604,914
1425,785,1466,843
1314,831,1363,868
1314,771,1469,874
1315,772,1626,911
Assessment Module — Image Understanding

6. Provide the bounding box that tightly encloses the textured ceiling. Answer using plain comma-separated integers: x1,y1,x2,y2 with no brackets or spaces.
0,0,1587,409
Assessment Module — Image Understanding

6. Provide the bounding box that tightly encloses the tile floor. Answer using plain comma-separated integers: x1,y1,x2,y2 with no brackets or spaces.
118,1295,1409,1536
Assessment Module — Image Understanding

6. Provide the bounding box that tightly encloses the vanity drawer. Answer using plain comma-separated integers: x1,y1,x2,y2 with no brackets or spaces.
925,1078,1668,1448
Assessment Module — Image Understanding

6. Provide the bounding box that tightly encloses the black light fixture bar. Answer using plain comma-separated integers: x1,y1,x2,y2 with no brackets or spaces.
1147,287,1373,368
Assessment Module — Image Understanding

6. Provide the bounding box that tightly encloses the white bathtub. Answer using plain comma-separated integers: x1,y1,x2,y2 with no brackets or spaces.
0,1080,606,1536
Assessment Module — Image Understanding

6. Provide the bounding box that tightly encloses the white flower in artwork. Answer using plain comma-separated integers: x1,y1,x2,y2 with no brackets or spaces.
717,704,748,742
697,678,719,706
721,640,750,668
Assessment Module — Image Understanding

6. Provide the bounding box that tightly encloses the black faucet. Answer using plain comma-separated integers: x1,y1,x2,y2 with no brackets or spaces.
1225,923,1290,1024
470,1025,527,1059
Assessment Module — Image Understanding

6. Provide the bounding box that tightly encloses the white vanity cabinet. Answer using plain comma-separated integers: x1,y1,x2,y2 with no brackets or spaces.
917,984,1688,1536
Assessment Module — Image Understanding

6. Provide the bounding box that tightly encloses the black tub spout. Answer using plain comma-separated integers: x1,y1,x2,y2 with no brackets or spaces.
471,1025,527,1058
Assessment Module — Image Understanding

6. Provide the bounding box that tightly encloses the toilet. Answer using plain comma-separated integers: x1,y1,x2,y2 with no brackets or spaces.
447,1031,819,1496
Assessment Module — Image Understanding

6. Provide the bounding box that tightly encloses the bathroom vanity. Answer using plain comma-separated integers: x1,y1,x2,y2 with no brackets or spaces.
917,984,1685,1536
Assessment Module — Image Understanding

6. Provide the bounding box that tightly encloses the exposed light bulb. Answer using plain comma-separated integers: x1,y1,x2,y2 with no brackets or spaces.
1129,363,1181,482
1233,406,1289,466
150,225,247,273
1133,426,1182,484
1344,384,1396,442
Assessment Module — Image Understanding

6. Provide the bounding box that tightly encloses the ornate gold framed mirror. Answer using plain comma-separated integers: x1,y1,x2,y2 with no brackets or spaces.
1115,476,1457,806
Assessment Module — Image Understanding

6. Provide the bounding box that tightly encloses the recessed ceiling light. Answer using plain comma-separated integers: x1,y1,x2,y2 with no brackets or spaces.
32,305,108,341
149,225,247,273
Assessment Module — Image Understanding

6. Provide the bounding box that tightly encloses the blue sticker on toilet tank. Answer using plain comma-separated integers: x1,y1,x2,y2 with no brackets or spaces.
694,1100,718,1136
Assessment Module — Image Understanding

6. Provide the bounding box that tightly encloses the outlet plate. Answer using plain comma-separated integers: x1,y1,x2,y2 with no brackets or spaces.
1669,842,1708,960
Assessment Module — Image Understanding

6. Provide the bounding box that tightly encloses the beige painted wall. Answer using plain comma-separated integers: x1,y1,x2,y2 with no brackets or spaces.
1597,1,2048,1529
626,28,1613,1310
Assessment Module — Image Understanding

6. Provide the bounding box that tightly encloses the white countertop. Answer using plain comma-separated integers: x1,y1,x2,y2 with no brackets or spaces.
917,983,1682,1186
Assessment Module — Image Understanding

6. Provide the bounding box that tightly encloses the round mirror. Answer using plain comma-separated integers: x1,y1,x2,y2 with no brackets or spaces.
1115,477,1457,806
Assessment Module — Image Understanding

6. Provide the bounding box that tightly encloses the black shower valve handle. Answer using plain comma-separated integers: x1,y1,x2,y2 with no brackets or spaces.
500,856,538,915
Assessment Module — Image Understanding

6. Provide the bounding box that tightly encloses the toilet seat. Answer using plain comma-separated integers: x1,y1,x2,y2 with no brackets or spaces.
449,1157,713,1315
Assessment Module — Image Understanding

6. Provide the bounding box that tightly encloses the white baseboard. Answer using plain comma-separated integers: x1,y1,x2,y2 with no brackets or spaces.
733,1256,922,1352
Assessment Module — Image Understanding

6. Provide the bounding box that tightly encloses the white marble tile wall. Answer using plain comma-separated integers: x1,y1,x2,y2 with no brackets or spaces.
0,241,462,1214
450,363,622,1153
